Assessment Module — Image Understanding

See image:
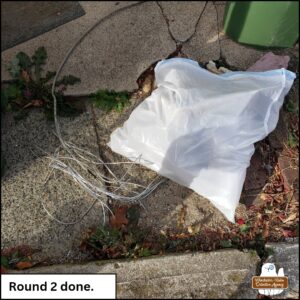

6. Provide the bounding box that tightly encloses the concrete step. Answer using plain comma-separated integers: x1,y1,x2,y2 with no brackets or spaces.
13,249,260,299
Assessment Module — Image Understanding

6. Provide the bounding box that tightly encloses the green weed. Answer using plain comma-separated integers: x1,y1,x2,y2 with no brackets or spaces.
288,131,298,148
2,47,81,120
284,98,298,113
90,89,130,113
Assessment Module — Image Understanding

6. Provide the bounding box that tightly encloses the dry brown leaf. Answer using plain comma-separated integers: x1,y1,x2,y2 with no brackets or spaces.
21,70,31,83
260,194,267,201
282,213,297,223
193,224,201,234
160,230,166,236
16,261,33,270
141,74,154,95
31,99,44,107
22,102,33,109
260,194,272,201
177,205,187,228
187,224,201,234
262,221,270,239
23,99,44,109
187,226,193,234
109,206,128,229
177,232,189,238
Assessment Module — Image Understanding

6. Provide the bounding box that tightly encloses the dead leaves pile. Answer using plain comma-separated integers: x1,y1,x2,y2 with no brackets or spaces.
81,157,298,261
258,164,299,240
162,160,298,254
80,204,160,259
1,245,35,273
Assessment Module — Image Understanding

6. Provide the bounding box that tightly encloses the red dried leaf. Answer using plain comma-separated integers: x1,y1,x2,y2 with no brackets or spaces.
282,229,294,238
278,213,286,222
237,218,245,225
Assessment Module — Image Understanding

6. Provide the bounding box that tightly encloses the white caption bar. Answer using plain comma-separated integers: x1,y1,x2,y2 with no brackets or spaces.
1,274,116,299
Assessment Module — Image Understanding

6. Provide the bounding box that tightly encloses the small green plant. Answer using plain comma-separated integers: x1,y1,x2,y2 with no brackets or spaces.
239,223,250,233
249,249,258,257
2,47,81,119
220,239,233,248
1,87,16,112
288,131,298,148
1,245,33,271
265,247,274,257
136,247,153,257
88,226,122,249
83,224,157,259
284,98,298,113
90,89,130,112
253,233,266,258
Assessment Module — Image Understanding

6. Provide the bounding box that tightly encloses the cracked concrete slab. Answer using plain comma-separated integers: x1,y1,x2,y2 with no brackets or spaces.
157,1,206,43
220,39,266,70
214,2,227,40
182,2,220,63
138,180,249,232
1,106,106,264
12,249,260,299
1,1,175,95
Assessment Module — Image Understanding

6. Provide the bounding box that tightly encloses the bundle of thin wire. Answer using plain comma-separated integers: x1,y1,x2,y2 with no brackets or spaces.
43,2,165,225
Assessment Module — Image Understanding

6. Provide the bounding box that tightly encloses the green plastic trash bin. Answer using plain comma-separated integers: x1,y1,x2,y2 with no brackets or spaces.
223,1,299,48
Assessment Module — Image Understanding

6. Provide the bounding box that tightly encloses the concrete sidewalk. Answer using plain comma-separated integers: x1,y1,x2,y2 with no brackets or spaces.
1,105,106,264
1,1,269,95
1,1,299,293
1,0,250,263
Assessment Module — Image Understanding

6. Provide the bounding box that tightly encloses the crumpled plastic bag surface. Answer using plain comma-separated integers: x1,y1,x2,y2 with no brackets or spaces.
108,58,296,222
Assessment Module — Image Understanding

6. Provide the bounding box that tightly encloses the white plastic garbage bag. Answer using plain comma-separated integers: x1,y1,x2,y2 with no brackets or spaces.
108,58,296,222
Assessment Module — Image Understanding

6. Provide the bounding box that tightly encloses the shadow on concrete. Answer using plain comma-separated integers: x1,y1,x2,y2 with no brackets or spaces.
1,1,85,51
